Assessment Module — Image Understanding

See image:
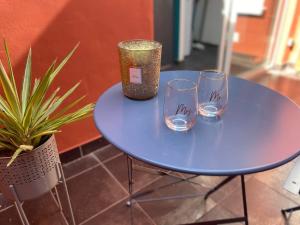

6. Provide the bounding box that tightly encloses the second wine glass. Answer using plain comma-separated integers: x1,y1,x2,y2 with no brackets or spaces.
198,70,228,117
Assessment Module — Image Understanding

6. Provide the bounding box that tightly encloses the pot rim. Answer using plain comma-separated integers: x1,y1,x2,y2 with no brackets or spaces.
0,135,55,160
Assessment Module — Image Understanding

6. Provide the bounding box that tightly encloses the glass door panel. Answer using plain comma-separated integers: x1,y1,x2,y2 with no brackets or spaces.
230,0,280,75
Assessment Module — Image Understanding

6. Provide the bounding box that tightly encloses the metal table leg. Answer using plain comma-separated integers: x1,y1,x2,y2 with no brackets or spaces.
281,205,300,221
126,156,134,206
187,175,248,225
125,154,249,224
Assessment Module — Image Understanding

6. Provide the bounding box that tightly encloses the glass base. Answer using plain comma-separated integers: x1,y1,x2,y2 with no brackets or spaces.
198,103,224,117
165,115,195,131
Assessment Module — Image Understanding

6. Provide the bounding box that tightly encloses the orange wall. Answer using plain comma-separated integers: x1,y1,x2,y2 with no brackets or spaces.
0,0,154,152
233,0,277,63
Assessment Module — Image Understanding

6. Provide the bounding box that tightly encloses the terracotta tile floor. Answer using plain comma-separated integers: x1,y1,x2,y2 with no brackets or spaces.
1,73,300,225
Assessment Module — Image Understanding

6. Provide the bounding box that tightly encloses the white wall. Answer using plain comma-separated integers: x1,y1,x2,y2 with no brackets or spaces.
184,0,194,56
178,0,194,61
201,0,223,45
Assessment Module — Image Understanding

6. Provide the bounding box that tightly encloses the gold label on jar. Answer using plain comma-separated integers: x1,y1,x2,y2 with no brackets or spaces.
129,67,142,84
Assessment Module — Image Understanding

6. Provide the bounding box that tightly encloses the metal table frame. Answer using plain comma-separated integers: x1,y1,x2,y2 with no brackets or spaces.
126,156,249,225
94,71,300,225
281,201,300,222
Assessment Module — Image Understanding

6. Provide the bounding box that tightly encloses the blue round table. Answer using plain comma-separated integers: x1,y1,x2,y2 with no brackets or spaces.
94,71,300,225
94,70,300,175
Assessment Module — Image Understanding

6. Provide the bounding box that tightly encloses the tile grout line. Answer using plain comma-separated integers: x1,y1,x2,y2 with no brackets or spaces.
98,152,168,195
215,176,252,220
68,151,218,225
78,171,163,225
197,200,222,222
64,150,122,182
102,152,124,164
65,163,102,182
79,195,129,225
132,175,164,196
91,153,129,195
271,189,300,206
70,153,129,225
201,176,241,204
62,153,97,167
92,144,113,155
89,153,166,224
61,144,112,167
80,152,162,225
254,175,300,206
136,203,158,225
252,176,300,207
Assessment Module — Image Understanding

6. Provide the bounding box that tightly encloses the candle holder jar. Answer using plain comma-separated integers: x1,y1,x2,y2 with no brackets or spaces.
118,39,162,100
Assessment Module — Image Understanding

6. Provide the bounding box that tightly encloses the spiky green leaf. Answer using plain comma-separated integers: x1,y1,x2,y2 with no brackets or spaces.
3,40,20,110
7,148,23,166
21,48,32,115
33,82,80,127
7,145,33,166
0,60,21,120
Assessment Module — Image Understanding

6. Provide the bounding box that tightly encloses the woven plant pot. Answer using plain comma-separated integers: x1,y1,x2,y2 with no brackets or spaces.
0,135,61,201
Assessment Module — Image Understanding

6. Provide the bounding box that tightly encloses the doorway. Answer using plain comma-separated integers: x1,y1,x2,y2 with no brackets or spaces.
169,0,282,76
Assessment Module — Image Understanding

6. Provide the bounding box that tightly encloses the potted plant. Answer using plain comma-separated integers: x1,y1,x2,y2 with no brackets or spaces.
0,41,94,202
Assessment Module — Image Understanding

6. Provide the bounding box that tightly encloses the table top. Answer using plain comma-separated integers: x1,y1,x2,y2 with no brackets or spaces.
94,71,300,176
